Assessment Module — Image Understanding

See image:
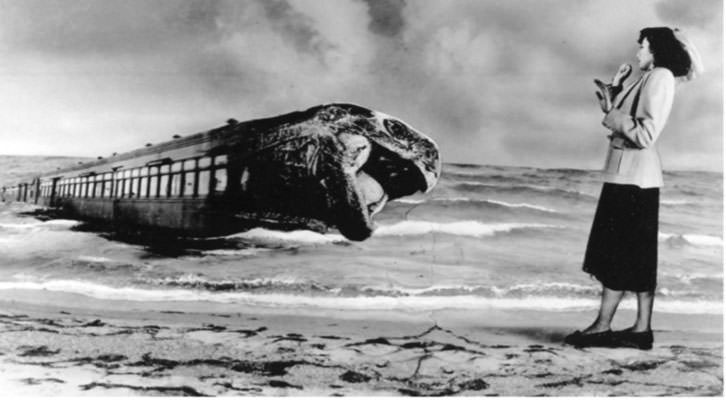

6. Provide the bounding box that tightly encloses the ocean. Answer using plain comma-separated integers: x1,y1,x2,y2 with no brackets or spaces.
0,164,722,316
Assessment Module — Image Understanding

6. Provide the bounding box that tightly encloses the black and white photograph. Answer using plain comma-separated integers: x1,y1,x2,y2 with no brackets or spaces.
0,0,722,396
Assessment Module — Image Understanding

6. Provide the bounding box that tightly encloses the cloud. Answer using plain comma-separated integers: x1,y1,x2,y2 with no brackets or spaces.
655,0,722,28
360,0,407,37
0,0,721,171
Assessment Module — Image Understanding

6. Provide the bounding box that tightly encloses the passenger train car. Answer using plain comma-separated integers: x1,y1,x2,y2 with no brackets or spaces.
0,104,441,241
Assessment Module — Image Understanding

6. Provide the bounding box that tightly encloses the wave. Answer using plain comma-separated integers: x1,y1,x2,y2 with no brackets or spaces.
77,255,115,263
659,232,723,247
660,271,724,284
0,219,80,230
146,277,714,302
482,199,558,213
392,199,426,205
145,274,334,293
661,199,698,206
0,279,720,315
416,197,559,213
224,228,347,244
452,181,597,200
199,248,273,257
373,220,562,237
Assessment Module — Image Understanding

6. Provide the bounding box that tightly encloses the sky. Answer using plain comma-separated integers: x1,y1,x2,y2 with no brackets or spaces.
0,0,722,171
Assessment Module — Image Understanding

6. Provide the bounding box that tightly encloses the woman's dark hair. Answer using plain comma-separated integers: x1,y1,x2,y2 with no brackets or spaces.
639,27,691,77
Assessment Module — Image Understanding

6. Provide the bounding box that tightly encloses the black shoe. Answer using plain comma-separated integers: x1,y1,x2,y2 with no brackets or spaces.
564,330,616,348
564,330,583,345
612,330,653,350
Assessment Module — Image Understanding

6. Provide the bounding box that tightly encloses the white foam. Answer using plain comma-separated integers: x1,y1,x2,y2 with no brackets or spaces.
661,199,694,206
200,248,273,257
0,280,720,315
373,220,561,237
225,228,347,244
659,232,723,247
77,256,114,263
151,274,307,288
392,198,426,204
0,219,80,230
486,199,558,213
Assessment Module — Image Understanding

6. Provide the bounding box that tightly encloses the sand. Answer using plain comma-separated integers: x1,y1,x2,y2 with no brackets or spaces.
0,289,722,396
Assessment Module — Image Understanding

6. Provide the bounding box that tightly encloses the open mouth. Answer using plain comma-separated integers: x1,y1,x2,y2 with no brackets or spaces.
331,138,435,241
356,142,429,217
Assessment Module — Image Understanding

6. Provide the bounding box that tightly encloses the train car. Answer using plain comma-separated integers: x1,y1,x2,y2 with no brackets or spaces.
0,104,441,241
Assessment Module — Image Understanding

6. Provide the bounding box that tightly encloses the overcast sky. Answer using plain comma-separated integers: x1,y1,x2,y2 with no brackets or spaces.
0,0,722,171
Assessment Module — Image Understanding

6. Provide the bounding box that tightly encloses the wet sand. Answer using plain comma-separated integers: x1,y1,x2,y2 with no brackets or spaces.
0,289,722,396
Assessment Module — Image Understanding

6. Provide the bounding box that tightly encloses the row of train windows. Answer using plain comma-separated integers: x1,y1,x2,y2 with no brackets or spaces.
41,155,229,199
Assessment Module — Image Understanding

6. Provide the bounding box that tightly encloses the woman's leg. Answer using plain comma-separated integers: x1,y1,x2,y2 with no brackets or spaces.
583,286,625,334
631,290,655,332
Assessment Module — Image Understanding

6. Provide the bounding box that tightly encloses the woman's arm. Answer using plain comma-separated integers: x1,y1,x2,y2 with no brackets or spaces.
601,68,675,149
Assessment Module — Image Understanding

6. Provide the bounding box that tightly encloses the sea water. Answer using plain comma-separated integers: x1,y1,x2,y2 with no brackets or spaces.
0,164,721,315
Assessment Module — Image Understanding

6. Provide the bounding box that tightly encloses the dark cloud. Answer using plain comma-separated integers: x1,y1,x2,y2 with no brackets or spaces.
259,0,331,56
0,0,720,170
655,0,722,28
0,0,227,56
360,0,407,37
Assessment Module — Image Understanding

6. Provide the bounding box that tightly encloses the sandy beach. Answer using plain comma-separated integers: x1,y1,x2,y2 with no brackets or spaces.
0,289,721,396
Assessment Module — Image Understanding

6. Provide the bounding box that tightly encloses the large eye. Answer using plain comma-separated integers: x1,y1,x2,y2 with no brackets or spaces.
384,119,407,137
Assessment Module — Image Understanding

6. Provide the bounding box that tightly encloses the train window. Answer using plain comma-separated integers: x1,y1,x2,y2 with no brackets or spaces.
95,180,103,198
198,170,210,196
113,172,122,198
102,180,110,198
172,161,182,173
213,168,227,194
141,167,149,177
159,174,169,197
149,175,158,198
198,157,211,169
104,173,112,180
140,176,148,198
125,170,132,179
161,165,170,174
184,172,195,196
131,168,139,178
123,178,131,197
214,155,227,166
129,178,137,198
170,173,182,197
184,160,196,171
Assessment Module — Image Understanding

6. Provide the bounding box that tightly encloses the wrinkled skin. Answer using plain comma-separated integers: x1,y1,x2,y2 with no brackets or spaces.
231,103,441,240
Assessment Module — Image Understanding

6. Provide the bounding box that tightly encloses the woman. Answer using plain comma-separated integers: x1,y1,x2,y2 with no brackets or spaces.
565,27,702,350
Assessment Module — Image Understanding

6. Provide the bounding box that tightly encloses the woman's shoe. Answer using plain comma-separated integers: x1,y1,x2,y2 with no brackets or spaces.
613,330,653,350
564,330,583,345
564,330,616,348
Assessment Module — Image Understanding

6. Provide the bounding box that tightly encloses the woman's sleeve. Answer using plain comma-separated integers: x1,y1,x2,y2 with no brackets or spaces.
601,68,675,149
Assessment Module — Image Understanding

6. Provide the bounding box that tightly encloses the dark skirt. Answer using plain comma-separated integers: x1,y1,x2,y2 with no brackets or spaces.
583,183,660,292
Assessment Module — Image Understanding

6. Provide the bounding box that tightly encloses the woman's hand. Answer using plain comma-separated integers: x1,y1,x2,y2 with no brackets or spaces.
612,63,632,87
594,80,613,113
594,63,632,113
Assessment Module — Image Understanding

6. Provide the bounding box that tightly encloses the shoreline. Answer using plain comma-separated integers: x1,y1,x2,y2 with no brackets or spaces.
0,289,722,396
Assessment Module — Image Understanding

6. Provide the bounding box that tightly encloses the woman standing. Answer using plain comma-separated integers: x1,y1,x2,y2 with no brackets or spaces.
566,27,702,350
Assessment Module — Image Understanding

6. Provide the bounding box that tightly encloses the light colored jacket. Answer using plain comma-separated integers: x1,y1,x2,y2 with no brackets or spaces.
601,67,675,188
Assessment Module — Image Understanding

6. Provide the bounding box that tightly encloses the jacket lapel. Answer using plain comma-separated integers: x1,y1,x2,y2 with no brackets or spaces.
614,74,645,110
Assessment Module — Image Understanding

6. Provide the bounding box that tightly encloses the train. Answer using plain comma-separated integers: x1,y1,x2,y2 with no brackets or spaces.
0,104,441,241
